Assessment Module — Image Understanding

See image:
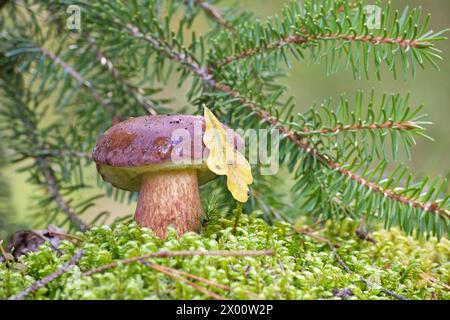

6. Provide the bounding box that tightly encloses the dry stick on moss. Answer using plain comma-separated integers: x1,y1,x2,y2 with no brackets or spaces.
140,261,228,300
83,249,274,276
420,272,450,291
153,262,261,299
295,228,408,300
9,249,84,300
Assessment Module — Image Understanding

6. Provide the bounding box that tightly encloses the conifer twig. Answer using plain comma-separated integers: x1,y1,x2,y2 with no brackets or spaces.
215,32,432,67
9,249,84,300
298,121,419,135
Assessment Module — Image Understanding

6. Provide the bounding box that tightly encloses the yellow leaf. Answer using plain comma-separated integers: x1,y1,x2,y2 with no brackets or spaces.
203,106,253,203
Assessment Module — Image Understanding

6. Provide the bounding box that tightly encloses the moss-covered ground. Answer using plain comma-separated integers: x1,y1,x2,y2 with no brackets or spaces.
1,212,449,300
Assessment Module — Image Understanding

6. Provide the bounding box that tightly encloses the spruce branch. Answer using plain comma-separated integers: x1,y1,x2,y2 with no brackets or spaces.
298,120,418,136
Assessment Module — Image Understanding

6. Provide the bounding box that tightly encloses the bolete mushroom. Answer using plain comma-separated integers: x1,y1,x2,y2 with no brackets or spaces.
92,115,243,238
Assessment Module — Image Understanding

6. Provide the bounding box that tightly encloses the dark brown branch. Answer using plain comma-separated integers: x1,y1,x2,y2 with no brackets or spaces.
141,260,227,300
193,0,236,34
295,228,408,300
83,249,274,276
9,249,84,300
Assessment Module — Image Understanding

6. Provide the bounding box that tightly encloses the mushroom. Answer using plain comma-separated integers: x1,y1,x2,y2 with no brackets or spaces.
92,115,243,238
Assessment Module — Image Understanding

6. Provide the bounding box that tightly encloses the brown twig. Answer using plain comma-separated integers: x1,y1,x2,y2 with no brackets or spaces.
83,249,274,276
299,121,420,135
9,249,84,300
141,260,227,300
154,263,261,299
420,272,450,291
295,227,408,300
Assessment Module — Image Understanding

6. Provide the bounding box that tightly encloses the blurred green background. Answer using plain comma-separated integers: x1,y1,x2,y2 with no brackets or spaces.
2,0,449,230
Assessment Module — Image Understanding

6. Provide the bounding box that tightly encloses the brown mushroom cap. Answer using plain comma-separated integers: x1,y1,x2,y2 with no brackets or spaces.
92,115,243,192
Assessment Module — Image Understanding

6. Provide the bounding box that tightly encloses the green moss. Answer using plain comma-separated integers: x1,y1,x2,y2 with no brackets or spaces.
1,212,449,300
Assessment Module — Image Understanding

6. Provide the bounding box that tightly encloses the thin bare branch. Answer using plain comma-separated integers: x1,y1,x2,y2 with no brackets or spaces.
141,260,227,300
9,249,84,300
154,263,261,299
83,249,274,276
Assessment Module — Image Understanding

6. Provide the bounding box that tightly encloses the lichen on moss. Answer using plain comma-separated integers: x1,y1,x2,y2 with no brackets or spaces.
1,212,449,300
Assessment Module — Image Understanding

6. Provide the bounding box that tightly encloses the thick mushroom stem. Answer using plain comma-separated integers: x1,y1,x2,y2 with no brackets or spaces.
134,168,204,238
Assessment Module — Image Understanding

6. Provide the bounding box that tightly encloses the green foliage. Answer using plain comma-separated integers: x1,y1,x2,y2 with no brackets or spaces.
0,0,449,239
1,213,448,300
0,145,15,240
